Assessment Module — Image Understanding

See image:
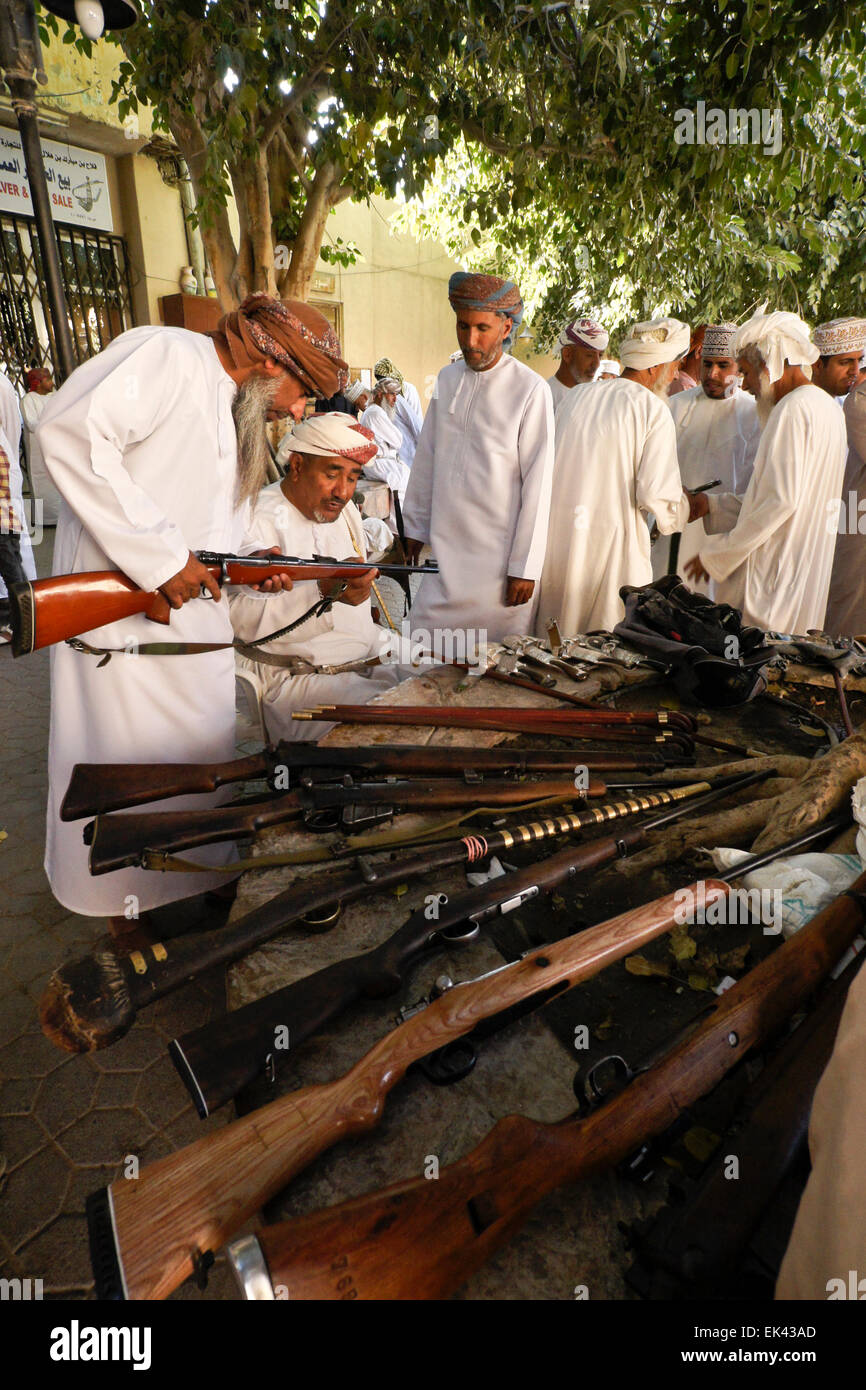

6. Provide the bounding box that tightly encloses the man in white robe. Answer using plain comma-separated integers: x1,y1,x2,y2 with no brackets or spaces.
360,379,411,502
20,367,61,526
374,357,423,465
685,311,847,632
661,322,762,593
39,294,347,922
821,319,866,634
535,317,693,636
0,368,36,605
547,318,609,412
403,272,554,646
232,413,399,741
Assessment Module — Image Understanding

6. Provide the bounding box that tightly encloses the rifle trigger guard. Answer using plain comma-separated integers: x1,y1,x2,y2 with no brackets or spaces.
415,1037,477,1086
264,1052,276,1085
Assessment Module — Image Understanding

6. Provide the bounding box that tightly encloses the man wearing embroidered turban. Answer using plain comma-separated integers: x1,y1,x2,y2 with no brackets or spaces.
232,411,400,740
536,317,696,634
548,318,609,411
374,357,424,465
38,294,347,924
684,310,847,631
813,318,866,634
401,272,555,645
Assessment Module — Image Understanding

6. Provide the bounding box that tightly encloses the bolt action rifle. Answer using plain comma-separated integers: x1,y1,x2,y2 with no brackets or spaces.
224,873,866,1302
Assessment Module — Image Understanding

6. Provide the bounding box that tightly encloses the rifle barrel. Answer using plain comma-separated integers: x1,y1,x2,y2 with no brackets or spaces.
41,783,711,1056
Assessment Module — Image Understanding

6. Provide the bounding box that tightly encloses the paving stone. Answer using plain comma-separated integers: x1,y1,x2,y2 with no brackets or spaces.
0,986,35,1046
57,1107,156,1167
33,1060,100,1136
7,933,58,986
19,1214,94,1289
0,1147,67,1249
0,1031,70,1077
0,1112,47,1169
62,1164,121,1215
0,1075,41,1115
94,1070,141,1109
89,1025,167,1073
134,1058,191,1131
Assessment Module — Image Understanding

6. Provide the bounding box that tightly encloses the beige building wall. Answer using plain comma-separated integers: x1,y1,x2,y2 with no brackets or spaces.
115,155,190,325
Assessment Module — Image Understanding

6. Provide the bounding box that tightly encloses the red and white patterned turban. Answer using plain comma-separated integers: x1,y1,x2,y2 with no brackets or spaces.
209,293,348,398
278,412,378,466
556,318,609,353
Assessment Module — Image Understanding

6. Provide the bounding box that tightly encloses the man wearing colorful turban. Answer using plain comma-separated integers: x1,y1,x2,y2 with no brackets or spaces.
401,272,554,644
374,356,424,465
548,318,609,411
38,294,347,924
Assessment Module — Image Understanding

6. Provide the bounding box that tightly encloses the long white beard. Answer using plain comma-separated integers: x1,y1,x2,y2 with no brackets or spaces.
756,375,776,428
652,364,677,400
232,373,281,505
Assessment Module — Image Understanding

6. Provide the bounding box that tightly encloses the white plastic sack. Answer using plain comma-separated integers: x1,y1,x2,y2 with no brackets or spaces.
706,849,863,939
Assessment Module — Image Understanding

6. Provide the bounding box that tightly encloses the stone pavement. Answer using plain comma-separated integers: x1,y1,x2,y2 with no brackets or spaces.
0,533,236,1301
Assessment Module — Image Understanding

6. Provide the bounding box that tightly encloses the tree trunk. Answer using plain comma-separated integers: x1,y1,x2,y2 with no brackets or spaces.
167,106,240,309
229,145,275,301
278,161,345,301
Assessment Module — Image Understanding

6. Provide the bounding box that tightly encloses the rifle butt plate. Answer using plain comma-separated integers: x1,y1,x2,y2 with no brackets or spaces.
167,1038,210,1119
86,1187,127,1300
9,581,34,658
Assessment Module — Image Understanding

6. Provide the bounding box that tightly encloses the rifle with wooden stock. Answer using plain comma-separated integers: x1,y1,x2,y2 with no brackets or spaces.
86,876,734,1300
8,551,438,658
85,810,845,1302
61,743,683,821
168,773,770,1117
82,769,704,876
42,781,718,1056
293,704,696,752
224,871,866,1302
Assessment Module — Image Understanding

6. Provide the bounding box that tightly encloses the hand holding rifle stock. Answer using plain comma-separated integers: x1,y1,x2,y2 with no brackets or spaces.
7,550,438,657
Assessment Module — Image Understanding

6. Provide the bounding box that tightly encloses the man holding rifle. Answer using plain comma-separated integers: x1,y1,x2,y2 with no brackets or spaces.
38,294,347,926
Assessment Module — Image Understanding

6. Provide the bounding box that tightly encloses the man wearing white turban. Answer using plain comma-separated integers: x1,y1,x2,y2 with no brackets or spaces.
231,412,400,740
360,377,411,528
685,311,847,632
548,318,609,410
662,322,762,595
536,317,695,634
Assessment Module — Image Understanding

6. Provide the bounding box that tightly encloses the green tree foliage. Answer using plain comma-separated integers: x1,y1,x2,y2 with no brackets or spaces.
38,0,864,330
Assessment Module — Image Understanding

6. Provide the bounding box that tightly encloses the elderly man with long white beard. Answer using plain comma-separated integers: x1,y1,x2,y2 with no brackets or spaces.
39,294,347,926
374,356,423,465
685,311,847,632
535,317,693,635
662,322,762,594
547,318,609,411
231,413,400,741
403,272,554,645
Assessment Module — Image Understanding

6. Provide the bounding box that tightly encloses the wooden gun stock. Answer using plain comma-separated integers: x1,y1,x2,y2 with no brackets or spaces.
9,556,438,657
87,881,731,1300
228,875,866,1302
62,745,674,820
42,785,709,1056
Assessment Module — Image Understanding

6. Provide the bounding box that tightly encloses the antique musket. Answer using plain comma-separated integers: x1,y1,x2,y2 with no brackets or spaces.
226,869,866,1302
8,551,438,657
40,781,717,1056
86,879,734,1301
60,743,680,821
168,774,769,1117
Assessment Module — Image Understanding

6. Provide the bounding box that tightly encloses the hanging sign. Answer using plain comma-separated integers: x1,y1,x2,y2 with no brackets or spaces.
0,128,113,232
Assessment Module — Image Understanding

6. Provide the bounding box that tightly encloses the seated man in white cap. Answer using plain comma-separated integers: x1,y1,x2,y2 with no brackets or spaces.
685,311,847,632
535,317,696,635
230,413,400,741
822,319,866,634
662,322,762,594
547,318,609,411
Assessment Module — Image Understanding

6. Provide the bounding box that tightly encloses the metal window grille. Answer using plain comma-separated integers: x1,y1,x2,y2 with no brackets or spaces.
0,212,135,389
